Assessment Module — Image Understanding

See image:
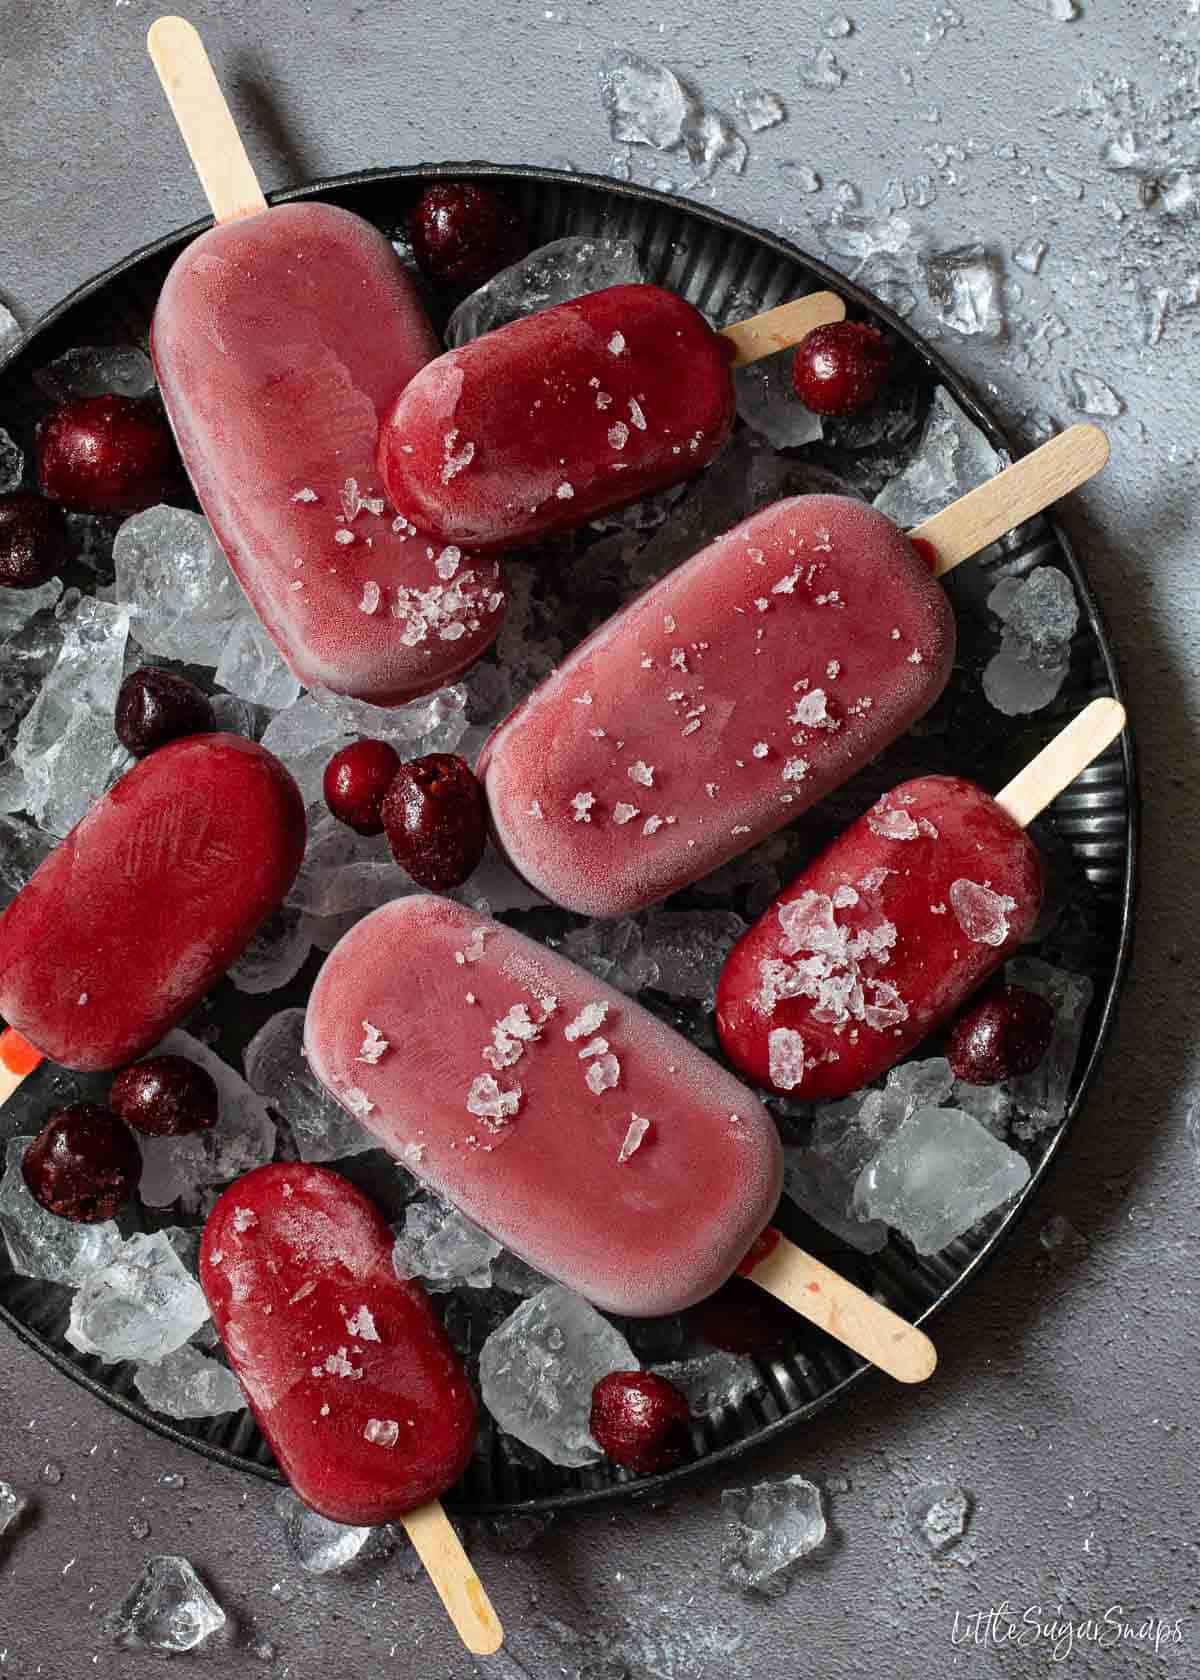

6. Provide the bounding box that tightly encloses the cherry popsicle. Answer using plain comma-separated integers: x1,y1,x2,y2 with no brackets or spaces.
202,1163,501,1654
147,18,505,705
476,425,1111,919
716,698,1127,1100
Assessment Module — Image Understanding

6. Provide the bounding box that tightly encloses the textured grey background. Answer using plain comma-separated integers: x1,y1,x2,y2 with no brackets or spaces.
1,1,1198,1675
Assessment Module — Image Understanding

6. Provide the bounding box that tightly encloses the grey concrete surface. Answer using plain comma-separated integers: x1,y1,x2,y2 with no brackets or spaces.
1,1,1198,1675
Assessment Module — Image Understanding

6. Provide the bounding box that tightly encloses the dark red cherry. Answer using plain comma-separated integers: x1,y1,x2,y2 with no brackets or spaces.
0,492,70,588
114,668,216,757
946,984,1056,1085
36,395,180,515
381,753,487,891
409,183,528,290
791,321,891,416
590,1371,692,1473
109,1055,219,1137
22,1104,142,1222
323,739,403,836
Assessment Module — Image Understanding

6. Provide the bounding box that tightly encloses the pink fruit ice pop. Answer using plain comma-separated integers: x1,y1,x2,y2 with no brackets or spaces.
715,774,1044,1101
201,1163,477,1525
477,494,955,918
304,895,783,1317
377,283,738,553
151,201,506,703
0,735,305,1072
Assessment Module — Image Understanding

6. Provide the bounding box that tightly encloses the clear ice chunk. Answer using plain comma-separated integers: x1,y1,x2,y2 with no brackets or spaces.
0,577,63,644
66,1229,211,1363
906,1482,971,1553
287,810,411,918
798,46,846,88
229,905,313,995
637,909,748,1006
1061,368,1124,417
113,505,248,666
1012,236,1047,274
1004,958,1093,1134
34,346,156,402
0,427,23,494
599,50,688,150
478,1285,637,1467
104,1556,226,1651
874,386,1005,530
243,1008,374,1163
215,614,301,710
734,350,824,449
925,244,1005,338
560,916,660,993
733,88,787,131
136,1029,276,1209
134,1344,246,1418
0,302,20,355
854,1105,1030,1253
393,1194,503,1291
275,1488,385,1573
722,1474,827,1591
0,1135,123,1284
447,238,645,347
0,1479,27,1539
983,567,1078,716
783,1146,888,1252
651,1350,761,1414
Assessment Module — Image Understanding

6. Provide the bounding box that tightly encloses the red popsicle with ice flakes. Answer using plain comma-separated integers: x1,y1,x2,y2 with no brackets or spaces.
716,699,1126,1100
148,20,505,704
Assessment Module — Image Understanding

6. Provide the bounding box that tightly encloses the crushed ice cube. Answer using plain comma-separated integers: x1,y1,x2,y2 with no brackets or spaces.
105,1556,226,1651
0,1479,27,1539
136,1029,276,1209
34,346,155,402
949,879,1017,945
393,1194,502,1291
735,351,824,449
275,1487,387,1573
1005,957,1093,1133
783,1146,888,1252
798,46,845,88
229,905,313,995
733,87,787,130
1013,236,1048,273
134,1344,246,1418
651,1350,761,1414
0,1135,123,1284
855,1106,1031,1253
925,244,1004,338
638,909,747,1006
67,1230,210,1363
1061,368,1124,417
874,387,1005,529
0,576,63,639
561,917,660,993
215,614,301,710
447,238,645,346
722,1475,827,1591
287,810,409,918
906,1482,971,1553
244,1008,374,1163
478,1286,637,1467
983,567,1078,716
599,49,688,150
113,505,247,666
0,427,23,494
0,301,20,355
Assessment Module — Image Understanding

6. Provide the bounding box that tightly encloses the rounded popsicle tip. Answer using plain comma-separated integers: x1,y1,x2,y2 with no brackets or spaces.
1064,420,1111,473
893,1327,938,1384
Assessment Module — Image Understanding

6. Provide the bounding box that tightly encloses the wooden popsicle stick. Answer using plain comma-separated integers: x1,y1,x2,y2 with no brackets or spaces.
401,1500,503,1655
913,423,1110,577
0,1026,44,1106
719,291,846,368
748,1232,937,1384
148,16,268,224
995,697,1126,829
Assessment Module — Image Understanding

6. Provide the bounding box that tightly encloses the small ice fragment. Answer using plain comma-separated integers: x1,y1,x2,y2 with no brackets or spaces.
356,1021,389,1065
798,45,846,88
0,1479,27,1538
768,1027,806,1090
0,1135,122,1284
1062,368,1124,417
556,482,575,500
35,345,155,402
1005,957,1093,1132
949,879,1017,945
229,906,312,996
906,1482,971,1553
393,1194,502,1291
1012,236,1048,273
874,386,1005,530
215,614,301,710
585,1053,621,1094
564,1000,609,1041
364,1418,399,1447
599,49,688,149
734,351,824,449
345,1305,379,1341
654,1349,761,1413
618,1114,651,1161
608,421,630,450
613,801,639,824
275,1487,383,1574
446,236,644,345
733,87,787,130
133,1345,246,1419
467,1074,521,1122
855,1106,1030,1253
925,244,1004,338
66,1230,210,1363
113,505,247,667
868,806,921,841
136,1029,275,1209
104,1556,226,1652
358,580,381,614
245,1009,374,1164
570,789,595,822
722,1475,827,1591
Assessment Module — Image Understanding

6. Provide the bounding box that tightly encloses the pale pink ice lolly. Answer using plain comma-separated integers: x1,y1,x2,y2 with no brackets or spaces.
305,896,783,1316
477,494,955,918
152,201,506,704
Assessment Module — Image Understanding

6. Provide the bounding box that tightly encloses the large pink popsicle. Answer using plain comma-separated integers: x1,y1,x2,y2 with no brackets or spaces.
152,201,506,703
477,494,955,918
304,896,783,1316
716,775,1044,1100
377,283,737,553
0,735,305,1071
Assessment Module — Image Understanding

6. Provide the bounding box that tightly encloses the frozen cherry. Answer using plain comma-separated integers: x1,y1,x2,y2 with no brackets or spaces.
409,182,528,290
590,1371,692,1474
946,984,1056,1085
0,492,70,588
109,1054,219,1137
22,1103,142,1222
323,739,403,836
114,667,216,757
791,321,891,416
36,395,179,515
381,753,487,891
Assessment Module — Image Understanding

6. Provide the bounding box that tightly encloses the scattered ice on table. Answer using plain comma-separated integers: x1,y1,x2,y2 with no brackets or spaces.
0,576,62,639
735,351,824,449
561,917,660,993
7,595,132,835
683,102,748,179
780,161,822,192
67,1229,210,1363
874,386,1006,529
136,1030,276,1209
733,88,787,131
0,301,20,355
229,905,313,995
34,345,155,402
924,244,1005,338
722,1475,827,1592
855,1106,1030,1253
600,49,688,150
0,1136,123,1284
638,910,747,1006
447,237,645,346
215,614,301,710
906,1482,971,1553
798,46,846,89
1004,957,1093,1134
275,1488,387,1573
479,1285,637,1467
1013,236,1048,274
783,1146,888,1252
243,1008,374,1163
1061,368,1124,417
0,427,22,493
0,1479,26,1539
287,810,408,918
393,1194,502,1291
983,566,1078,715
113,505,247,666
134,1344,246,1418
651,1350,761,1414
104,1556,226,1652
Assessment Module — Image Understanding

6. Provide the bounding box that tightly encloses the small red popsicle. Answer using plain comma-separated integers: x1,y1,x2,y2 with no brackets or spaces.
377,283,737,553
201,1163,477,1525
0,735,305,1072
716,775,1044,1100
